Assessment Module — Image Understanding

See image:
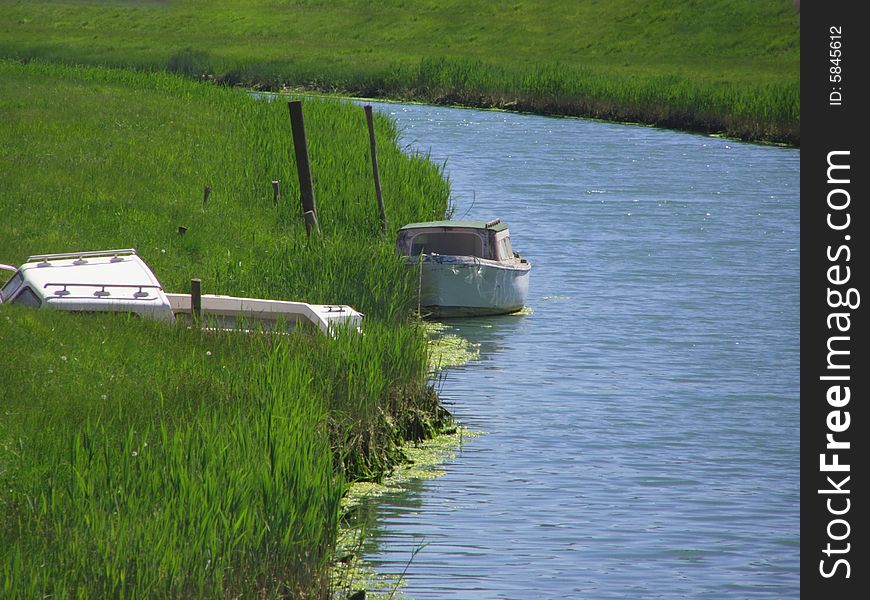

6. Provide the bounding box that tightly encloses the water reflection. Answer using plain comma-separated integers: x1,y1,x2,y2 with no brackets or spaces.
437,313,529,367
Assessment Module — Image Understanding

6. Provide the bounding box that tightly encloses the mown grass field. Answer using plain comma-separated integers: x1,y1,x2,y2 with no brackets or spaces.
0,0,800,143
0,59,450,597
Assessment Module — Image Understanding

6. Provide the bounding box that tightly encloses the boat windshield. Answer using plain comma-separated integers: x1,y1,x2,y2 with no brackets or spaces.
410,231,485,258
1,271,23,303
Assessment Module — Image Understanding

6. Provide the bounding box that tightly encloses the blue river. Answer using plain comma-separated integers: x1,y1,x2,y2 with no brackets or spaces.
361,102,800,599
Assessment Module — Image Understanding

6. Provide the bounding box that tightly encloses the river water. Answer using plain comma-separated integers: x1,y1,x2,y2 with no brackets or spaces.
362,102,800,599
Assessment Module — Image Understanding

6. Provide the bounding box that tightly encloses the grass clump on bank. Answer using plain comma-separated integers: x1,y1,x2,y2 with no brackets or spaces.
0,0,800,144
0,59,450,597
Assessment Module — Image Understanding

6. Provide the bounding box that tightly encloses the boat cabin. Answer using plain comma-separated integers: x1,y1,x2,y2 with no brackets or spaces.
396,218,516,262
0,249,175,321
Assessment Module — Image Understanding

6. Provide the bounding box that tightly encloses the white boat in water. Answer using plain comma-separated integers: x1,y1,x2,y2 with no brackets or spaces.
396,218,531,317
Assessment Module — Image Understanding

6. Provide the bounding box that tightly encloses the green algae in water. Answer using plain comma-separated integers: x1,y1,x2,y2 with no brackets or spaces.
424,322,480,371
339,427,481,512
333,427,483,598
423,308,531,372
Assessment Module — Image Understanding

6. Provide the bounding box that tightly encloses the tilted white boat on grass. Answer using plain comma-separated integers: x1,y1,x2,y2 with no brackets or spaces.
0,249,362,335
396,218,531,318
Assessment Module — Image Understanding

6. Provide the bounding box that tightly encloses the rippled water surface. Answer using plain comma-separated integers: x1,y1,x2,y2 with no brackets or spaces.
362,103,800,599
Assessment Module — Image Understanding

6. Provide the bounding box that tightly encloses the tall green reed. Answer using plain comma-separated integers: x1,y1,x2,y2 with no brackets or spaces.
2,322,342,597
1,60,451,596
1,310,445,596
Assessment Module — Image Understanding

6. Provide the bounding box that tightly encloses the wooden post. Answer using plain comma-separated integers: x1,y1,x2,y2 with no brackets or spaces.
287,100,320,236
271,180,281,205
364,105,387,234
191,278,202,325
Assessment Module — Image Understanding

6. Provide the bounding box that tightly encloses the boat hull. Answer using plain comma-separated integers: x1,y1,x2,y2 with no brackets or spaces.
411,255,530,317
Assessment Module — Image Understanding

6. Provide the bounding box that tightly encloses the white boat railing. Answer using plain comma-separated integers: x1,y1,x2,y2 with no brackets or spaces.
43,282,164,300
27,248,138,263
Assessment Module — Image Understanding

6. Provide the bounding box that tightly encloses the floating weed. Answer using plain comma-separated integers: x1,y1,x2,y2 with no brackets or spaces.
428,334,481,371
333,427,481,598
422,322,480,371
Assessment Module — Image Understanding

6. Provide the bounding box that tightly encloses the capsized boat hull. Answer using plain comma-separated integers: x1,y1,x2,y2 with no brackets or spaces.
411,255,530,317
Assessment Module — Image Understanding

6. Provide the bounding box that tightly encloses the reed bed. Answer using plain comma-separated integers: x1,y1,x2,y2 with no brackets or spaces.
0,60,450,596
337,58,800,144
0,59,449,312
0,0,800,144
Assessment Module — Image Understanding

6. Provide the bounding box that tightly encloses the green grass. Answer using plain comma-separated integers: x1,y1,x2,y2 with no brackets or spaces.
0,59,451,597
1,310,444,597
0,59,449,316
0,0,800,143
1,311,341,597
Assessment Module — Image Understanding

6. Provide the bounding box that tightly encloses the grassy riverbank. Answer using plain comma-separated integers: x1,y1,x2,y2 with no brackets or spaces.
0,60,450,597
0,0,800,144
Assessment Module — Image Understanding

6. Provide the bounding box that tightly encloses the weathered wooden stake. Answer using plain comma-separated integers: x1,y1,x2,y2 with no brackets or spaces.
287,100,320,236
191,278,202,325
271,180,281,205
364,105,387,234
